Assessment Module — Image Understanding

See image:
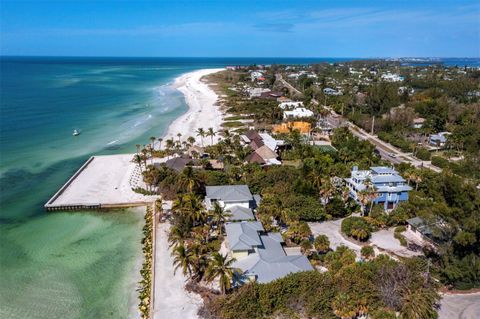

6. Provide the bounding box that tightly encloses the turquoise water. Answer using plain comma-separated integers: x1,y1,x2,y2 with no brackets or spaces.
1,56,478,318
0,57,201,318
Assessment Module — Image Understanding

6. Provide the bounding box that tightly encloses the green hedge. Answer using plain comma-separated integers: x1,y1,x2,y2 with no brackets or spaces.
415,147,431,160
431,156,449,168
377,131,413,152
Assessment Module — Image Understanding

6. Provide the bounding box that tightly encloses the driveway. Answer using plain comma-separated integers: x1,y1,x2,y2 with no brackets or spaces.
370,229,423,258
308,219,362,258
438,292,480,319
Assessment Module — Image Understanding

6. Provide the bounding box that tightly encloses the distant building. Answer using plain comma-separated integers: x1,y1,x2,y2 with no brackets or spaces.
323,87,342,96
242,130,283,166
250,71,264,82
279,101,304,110
345,166,412,210
412,117,426,129
283,107,314,119
381,73,404,82
247,87,271,98
277,96,292,103
272,121,311,135
429,132,451,148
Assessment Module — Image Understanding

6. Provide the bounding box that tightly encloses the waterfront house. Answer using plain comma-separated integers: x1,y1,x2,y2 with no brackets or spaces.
345,166,412,210
205,185,260,218
225,222,313,283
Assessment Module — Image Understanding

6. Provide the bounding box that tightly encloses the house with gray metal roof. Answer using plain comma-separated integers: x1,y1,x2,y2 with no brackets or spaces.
225,221,264,258
205,185,260,221
231,232,314,284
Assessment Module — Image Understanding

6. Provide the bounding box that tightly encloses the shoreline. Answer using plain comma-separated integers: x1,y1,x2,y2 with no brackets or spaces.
162,68,225,145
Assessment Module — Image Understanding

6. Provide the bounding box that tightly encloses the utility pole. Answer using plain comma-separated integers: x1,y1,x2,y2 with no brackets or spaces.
371,116,375,135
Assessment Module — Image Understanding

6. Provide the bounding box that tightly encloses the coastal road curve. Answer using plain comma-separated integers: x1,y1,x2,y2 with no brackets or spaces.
438,292,480,319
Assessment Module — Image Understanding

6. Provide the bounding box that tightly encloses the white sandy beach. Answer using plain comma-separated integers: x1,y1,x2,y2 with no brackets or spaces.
162,68,225,145
154,223,203,319
153,69,225,319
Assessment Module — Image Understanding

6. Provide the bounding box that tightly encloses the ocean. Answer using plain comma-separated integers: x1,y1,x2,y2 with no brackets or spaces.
0,56,478,318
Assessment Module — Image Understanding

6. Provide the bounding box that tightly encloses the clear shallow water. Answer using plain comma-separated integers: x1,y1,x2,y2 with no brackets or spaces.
0,56,478,318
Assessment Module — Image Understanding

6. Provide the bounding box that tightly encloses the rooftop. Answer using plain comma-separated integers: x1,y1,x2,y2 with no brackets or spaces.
225,221,264,251
228,205,255,221
205,185,253,202
233,233,313,283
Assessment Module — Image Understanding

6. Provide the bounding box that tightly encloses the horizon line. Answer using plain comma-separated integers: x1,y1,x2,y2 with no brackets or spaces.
1,55,479,59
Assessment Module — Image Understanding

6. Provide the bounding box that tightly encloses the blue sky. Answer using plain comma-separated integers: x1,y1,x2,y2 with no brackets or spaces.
1,0,479,57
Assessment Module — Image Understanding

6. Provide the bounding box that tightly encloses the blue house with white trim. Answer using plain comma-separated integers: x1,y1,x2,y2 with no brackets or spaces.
345,166,412,210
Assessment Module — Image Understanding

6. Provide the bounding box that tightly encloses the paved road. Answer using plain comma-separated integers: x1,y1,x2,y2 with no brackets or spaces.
438,292,480,319
324,110,442,172
275,73,303,96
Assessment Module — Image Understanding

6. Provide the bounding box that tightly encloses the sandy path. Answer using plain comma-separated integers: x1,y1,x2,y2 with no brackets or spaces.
154,223,202,319
162,68,225,146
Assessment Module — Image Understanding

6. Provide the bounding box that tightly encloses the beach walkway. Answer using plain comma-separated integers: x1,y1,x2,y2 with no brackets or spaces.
45,154,157,210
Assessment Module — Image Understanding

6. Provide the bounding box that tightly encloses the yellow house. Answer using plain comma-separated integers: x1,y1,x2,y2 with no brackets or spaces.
225,221,264,258
272,121,311,135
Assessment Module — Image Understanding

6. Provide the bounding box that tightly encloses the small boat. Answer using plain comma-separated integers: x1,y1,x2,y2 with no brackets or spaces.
73,129,80,136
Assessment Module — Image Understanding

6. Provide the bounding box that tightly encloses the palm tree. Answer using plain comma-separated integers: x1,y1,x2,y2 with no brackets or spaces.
172,244,193,277
332,293,357,319
173,193,205,224
207,127,216,145
150,136,156,150
411,171,422,191
356,190,370,215
177,166,200,193
157,138,163,151
133,154,143,171
168,225,187,248
196,128,205,147
165,138,175,158
210,202,231,236
187,136,195,146
314,234,330,253
319,179,335,204
177,133,182,145
189,241,209,281
205,252,237,295
400,287,439,319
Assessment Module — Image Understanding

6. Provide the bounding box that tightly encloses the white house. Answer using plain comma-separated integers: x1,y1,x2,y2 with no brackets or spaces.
250,71,264,82
381,73,404,82
278,101,304,110
247,87,271,98
283,107,314,119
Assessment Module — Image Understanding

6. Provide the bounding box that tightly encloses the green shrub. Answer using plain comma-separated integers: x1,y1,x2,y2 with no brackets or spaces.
431,156,449,168
415,147,431,160
395,225,407,233
341,217,372,241
394,231,408,246
222,121,244,128
361,245,375,259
